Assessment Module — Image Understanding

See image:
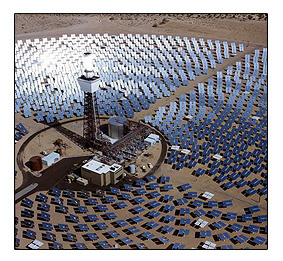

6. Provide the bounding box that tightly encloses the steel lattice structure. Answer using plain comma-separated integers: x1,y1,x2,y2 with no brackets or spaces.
83,92,102,149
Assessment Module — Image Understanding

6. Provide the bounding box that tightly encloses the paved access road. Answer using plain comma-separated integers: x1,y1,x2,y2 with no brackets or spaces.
15,183,38,201
15,156,91,203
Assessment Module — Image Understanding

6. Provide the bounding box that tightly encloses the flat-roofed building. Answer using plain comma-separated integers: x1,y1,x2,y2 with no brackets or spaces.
81,159,124,186
144,137,156,146
148,133,160,143
42,152,60,166
144,133,160,147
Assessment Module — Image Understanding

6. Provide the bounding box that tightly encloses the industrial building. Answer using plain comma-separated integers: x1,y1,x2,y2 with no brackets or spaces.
144,133,160,146
144,137,156,146
148,133,160,142
42,152,60,166
81,159,124,186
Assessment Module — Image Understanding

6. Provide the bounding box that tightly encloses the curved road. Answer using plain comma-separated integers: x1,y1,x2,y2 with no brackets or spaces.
16,117,97,203
15,117,168,202
146,125,168,177
16,117,110,191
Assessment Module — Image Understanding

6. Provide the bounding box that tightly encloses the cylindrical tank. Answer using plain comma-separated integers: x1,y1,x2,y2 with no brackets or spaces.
108,116,127,139
129,163,136,174
29,156,43,171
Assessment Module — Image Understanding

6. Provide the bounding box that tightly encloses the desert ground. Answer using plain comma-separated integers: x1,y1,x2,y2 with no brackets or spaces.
15,14,267,46
14,14,267,250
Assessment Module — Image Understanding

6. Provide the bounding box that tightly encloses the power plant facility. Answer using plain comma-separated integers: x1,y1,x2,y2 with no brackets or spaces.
78,52,110,151
73,51,159,185
76,52,154,168
16,50,161,189
14,15,268,250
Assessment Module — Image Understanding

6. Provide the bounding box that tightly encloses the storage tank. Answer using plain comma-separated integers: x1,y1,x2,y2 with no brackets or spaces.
129,163,136,174
108,116,127,139
29,156,43,171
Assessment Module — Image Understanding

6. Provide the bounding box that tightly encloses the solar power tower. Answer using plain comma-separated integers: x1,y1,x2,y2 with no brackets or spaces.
77,52,108,150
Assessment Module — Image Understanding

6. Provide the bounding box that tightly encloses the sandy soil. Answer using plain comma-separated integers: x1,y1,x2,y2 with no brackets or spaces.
135,142,162,178
15,14,267,46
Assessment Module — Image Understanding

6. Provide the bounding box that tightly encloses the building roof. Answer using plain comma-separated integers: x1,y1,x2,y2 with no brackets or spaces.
78,75,100,81
144,137,155,144
108,116,127,127
148,133,160,141
82,159,122,175
42,152,60,162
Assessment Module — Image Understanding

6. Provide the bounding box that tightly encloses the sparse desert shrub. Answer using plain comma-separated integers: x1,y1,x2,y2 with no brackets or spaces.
152,23,158,28
258,14,267,21
160,18,169,25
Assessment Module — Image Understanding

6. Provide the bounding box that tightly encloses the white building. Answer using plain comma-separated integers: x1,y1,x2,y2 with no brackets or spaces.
42,152,60,166
148,133,160,143
144,137,156,146
81,159,123,186
144,133,160,146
